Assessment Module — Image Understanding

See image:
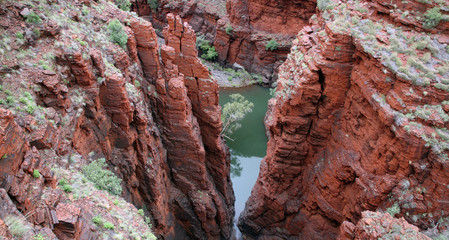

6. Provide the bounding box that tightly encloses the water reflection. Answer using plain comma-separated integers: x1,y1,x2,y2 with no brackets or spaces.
231,155,243,177
219,85,272,238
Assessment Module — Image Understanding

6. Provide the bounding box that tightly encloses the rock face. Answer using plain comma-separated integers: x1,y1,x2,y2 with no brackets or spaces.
239,0,449,239
149,13,234,239
133,0,317,84
0,1,232,239
337,211,431,240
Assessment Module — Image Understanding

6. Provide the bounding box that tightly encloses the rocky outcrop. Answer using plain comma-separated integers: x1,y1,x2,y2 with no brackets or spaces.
337,211,431,240
0,1,233,239
133,0,317,84
239,0,449,239
0,109,28,185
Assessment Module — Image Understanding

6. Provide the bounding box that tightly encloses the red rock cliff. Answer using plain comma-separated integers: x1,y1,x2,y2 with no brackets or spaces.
133,0,316,84
239,0,449,239
0,1,232,239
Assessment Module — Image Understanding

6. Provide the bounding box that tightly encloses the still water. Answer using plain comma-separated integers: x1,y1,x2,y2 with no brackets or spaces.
219,85,272,238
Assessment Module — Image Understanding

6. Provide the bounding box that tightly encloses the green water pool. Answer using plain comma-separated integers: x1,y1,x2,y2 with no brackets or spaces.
219,85,272,237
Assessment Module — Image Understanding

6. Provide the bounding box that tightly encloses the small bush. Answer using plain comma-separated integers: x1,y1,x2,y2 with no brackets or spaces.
107,19,128,49
266,39,278,51
115,0,131,11
32,169,41,178
92,215,103,225
61,184,72,193
58,178,72,192
148,0,158,11
423,7,442,29
33,28,41,38
317,0,335,11
25,12,42,24
5,215,31,237
196,36,218,61
225,25,233,35
16,32,24,39
103,222,114,229
82,158,122,195
138,209,144,216
34,233,45,240
386,202,401,217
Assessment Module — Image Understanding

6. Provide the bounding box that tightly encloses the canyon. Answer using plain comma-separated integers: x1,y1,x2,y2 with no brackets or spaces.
0,0,449,239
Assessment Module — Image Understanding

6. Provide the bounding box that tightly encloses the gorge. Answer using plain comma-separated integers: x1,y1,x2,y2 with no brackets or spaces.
0,0,449,239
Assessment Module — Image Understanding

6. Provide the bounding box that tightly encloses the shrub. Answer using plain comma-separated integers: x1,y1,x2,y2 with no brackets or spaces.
34,233,45,240
5,215,31,237
386,202,401,217
61,184,72,193
25,12,42,24
82,158,122,195
92,215,103,225
266,39,278,51
32,169,41,178
317,0,335,11
103,222,114,229
58,178,73,192
423,7,442,29
137,209,144,216
196,36,218,61
115,0,131,11
225,25,233,35
107,19,128,49
33,28,41,38
201,47,218,61
221,94,254,137
148,0,158,11
16,32,24,39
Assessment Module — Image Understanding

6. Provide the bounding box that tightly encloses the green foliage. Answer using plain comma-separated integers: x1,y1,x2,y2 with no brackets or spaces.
148,0,158,11
134,80,141,88
386,202,401,217
113,199,119,205
115,0,131,11
317,0,335,10
62,184,73,192
32,169,41,178
225,25,233,35
423,7,442,29
221,94,254,137
16,32,24,39
196,35,218,61
92,215,104,225
103,222,114,230
34,233,45,240
82,158,123,195
137,209,144,216
59,178,72,192
25,12,42,24
266,39,278,51
107,19,128,49
5,215,31,237
33,28,41,38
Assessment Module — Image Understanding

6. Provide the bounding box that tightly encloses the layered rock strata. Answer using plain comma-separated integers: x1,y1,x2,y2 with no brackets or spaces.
239,0,449,239
133,0,317,84
0,1,232,239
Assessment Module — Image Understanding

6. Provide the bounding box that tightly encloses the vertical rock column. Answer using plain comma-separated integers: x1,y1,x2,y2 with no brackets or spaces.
162,13,235,239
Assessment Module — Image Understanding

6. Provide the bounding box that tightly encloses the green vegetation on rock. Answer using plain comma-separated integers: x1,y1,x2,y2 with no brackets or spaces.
107,19,128,49
114,0,131,11
196,35,218,61
82,158,122,195
266,39,278,51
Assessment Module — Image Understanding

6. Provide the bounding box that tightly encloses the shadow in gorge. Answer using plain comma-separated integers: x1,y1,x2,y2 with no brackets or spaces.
219,85,272,238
